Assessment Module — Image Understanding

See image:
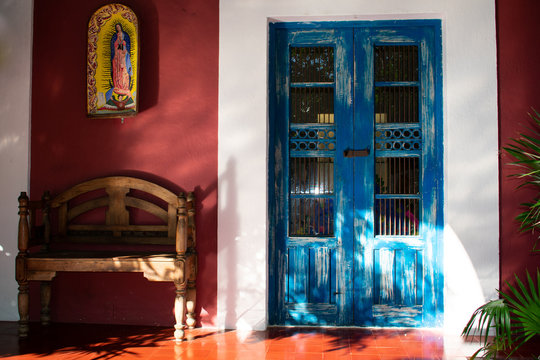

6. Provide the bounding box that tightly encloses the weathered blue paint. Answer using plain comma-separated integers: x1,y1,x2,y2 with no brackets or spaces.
268,20,443,328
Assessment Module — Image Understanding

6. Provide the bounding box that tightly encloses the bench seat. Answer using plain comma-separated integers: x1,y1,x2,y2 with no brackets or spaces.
25,251,180,281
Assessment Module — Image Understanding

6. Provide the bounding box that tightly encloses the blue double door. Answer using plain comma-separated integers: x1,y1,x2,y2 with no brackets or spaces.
269,21,443,327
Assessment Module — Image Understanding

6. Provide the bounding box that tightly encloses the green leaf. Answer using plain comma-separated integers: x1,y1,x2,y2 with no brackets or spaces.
498,270,540,357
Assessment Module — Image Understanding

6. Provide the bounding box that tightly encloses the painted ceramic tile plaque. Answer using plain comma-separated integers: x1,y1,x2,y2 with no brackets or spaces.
87,4,139,118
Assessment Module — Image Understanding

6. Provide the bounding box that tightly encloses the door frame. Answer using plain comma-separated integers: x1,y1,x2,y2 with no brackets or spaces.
268,20,444,327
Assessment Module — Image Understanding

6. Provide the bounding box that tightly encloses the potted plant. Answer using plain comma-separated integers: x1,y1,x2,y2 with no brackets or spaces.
462,110,540,359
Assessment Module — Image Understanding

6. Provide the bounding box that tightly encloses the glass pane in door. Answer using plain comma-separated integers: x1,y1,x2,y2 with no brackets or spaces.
289,46,335,238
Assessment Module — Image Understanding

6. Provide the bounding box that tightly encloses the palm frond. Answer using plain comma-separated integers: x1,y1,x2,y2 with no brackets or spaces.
462,299,513,359
498,270,540,357
502,110,540,253
464,110,540,359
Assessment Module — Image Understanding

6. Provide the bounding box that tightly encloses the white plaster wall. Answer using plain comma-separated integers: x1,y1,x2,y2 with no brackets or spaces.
218,0,498,335
0,0,33,321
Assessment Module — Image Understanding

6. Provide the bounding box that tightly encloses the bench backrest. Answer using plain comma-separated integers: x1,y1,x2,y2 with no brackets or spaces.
19,177,194,249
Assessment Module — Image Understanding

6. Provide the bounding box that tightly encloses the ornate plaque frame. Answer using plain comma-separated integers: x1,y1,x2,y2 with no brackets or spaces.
87,4,139,118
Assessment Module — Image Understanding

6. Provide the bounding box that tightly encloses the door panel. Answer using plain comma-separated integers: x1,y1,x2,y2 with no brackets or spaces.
276,28,354,325
354,31,428,326
269,21,443,328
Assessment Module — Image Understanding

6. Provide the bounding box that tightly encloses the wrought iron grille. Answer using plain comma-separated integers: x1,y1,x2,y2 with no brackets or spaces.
289,128,336,152
290,47,334,83
375,126,422,151
289,46,335,237
374,45,421,236
375,45,418,82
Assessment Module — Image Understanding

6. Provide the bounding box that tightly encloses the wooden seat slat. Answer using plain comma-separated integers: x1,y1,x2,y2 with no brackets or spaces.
67,224,170,232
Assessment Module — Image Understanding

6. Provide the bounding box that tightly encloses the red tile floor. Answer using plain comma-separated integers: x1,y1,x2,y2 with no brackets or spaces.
0,322,538,359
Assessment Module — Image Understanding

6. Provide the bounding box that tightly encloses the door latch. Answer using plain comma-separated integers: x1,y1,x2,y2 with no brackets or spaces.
344,148,370,157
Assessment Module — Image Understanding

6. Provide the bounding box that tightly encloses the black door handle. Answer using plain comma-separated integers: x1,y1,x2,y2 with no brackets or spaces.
344,149,370,157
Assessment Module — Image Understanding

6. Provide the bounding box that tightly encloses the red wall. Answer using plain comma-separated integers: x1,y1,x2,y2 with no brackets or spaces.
497,0,540,289
31,0,218,326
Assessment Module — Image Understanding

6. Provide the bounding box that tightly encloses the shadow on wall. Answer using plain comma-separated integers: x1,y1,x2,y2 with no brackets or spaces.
444,225,485,334
193,179,218,327
132,0,159,113
219,158,239,328
445,62,499,306
219,156,267,331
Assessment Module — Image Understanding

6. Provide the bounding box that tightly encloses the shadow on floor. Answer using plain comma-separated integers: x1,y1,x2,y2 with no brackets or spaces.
0,321,538,359
0,322,182,359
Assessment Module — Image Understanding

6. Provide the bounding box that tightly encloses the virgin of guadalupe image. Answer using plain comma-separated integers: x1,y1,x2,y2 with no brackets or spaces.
87,3,138,117
106,23,133,109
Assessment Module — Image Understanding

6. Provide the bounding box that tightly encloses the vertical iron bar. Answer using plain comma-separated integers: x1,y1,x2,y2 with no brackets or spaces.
315,86,319,124
386,87,389,124
305,87,309,123
291,88,294,124
394,199,403,235
294,198,298,235
302,198,306,235
392,198,395,235
393,45,396,81
291,199,295,235
400,45,403,81
304,157,307,194
387,199,390,236
307,157,310,194
408,158,411,194
394,86,398,123
405,199,408,236
302,47,306,82
393,157,396,194
410,86,413,123
298,158,301,194
323,158,327,194
381,199,384,235
409,45,413,81
305,157,308,194
397,158,400,194
377,199,383,235
327,198,330,236
387,198,390,236
414,199,417,236
312,157,315,195
325,88,329,124
324,88,327,124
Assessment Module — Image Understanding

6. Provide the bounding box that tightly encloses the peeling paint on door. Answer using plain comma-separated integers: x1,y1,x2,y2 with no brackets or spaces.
269,20,443,328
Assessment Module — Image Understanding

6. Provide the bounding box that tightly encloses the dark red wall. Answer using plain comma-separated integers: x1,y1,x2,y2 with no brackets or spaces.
31,0,218,326
497,0,540,290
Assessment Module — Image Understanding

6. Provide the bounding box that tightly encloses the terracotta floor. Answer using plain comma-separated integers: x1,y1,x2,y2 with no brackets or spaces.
0,321,538,359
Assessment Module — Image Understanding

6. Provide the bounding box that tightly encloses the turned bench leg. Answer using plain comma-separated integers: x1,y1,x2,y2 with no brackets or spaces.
186,284,196,329
17,283,29,337
40,281,52,325
16,194,30,337
174,285,186,342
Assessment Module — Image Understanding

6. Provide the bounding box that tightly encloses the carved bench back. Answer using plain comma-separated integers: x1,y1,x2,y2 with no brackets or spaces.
46,176,184,246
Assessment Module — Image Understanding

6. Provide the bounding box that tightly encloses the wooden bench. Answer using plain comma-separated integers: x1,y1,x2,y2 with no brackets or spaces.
15,176,197,342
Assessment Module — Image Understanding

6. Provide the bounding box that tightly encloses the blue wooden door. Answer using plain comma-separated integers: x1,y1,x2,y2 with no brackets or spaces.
269,21,443,327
